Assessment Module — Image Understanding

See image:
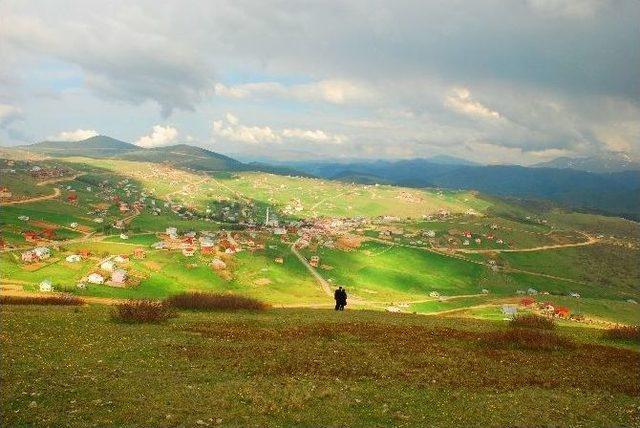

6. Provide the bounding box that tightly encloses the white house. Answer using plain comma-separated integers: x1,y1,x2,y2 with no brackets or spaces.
570,292,581,298
39,279,53,292
33,247,51,259
481,288,490,294
113,255,128,263
100,260,116,271
70,222,78,228
429,291,440,298
120,233,129,240
87,273,105,284
65,254,82,263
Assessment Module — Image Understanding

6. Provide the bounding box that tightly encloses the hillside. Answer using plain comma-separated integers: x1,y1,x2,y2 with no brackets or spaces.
119,144,246,171
20,136,138,157
288,160,640,220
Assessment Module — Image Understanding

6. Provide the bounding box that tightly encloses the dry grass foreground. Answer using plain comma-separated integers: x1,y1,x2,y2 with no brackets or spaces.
1,305,639,427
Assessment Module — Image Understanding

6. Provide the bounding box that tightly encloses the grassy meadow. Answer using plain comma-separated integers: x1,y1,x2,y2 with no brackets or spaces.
1,304,638,427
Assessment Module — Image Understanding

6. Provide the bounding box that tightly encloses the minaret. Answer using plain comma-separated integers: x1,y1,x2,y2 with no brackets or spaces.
265,207,270,226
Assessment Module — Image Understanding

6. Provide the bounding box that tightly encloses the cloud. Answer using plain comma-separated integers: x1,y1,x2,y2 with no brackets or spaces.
214,79,376,105
445,87,502,121
135,125,179,148
213,114,346,146
0,104,23,127
51,128,98,142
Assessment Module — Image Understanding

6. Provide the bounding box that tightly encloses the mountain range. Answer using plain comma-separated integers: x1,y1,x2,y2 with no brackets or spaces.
12,136,640,220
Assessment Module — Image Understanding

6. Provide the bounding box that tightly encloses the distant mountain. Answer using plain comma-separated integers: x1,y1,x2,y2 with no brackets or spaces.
120,144,245,171
533,152,640,173
288,159,640,220
426,155,479,166
22,135,138,157
20,137,307,175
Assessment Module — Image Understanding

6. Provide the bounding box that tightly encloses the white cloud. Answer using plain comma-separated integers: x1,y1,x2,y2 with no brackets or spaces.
214,79,375,105
51,128,98,142
445,87,502,120
213,114,346,146
135,125,179,148
282,128,346,144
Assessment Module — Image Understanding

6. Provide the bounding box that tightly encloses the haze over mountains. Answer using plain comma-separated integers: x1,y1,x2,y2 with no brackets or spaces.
15,136,640,220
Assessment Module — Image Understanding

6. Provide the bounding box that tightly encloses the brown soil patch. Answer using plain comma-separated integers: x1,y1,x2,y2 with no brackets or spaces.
336,234,363,250
144,261,161,271
30,220,59,230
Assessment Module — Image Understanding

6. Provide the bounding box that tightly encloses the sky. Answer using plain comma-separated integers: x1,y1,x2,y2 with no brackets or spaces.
0,0,638,164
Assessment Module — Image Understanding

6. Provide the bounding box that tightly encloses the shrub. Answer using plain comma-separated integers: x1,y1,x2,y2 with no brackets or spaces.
1,294,85,306
602,325,640,341
111,300,176,323
165,292,269,311
488,328,574,351
509,314,555,330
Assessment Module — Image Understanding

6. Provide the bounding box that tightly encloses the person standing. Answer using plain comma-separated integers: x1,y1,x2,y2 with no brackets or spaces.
334,286,343,311
338,287,347,310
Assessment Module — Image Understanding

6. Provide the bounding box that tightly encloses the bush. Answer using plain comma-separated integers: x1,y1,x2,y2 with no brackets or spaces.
509,314,555,330
1,294,85,306
489,328,574,351
111,300,176,323
602,325,640,341
165,292,269,311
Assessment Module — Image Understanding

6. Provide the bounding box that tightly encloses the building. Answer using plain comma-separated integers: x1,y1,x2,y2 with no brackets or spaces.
274,256,284,264
210,258,227,270
309,256,320,268
100,260,116,271
111,269,128,285
33,247,51,259
65,254,82,263
133,248,146,259
39,279,53,292
0,187,12,198
182,247,196,257
114,255,129,263
23,231,39,242
87,273,105,284
21,251,38,263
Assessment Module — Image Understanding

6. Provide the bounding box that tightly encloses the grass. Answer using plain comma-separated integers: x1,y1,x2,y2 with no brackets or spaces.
165,292,269,311
0,294,85,306
1,305,639,426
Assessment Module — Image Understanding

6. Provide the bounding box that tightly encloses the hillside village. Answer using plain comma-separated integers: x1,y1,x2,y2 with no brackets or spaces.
1,156,639,325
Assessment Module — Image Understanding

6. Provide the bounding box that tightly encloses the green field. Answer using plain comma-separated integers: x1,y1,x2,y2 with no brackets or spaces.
1,305,638,427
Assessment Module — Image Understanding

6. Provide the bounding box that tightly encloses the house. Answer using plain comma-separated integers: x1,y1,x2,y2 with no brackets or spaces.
554,306,570,318
424,230,436,238
70,222,78,228
475,238,482,244
33,247,51,259
133,247,146,259
120,233,129,240
273,227,287,235
182,247,196,257
463,240,470,246
201,245,215,255
309,256,320,267
42,229,56,240
65,254,82,263
481,288,490,294
87,273,105,284
151,241,166,250
501,305,518,317
527,288,538,295
569,292,581,298
210,258,227,270
100,260,116,271
78,248,91,258
0,187,12,198
67,192,78,203
429,291,440,298
274,256,284,264
165,227,178,238
23,231,39,242
21,250,38,263
520,297,536,306
463,231,472,238
111,269,127,285
18,215,30,221
114,255,129,263
39,279,53,292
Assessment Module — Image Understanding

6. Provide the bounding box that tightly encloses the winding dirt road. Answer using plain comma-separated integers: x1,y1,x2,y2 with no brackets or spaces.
0,187,61,206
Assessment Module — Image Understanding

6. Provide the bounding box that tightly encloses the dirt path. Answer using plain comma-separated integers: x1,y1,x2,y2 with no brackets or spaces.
0,187,61,206
290,238,334,297
35,173,85,187
446,234,600,254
